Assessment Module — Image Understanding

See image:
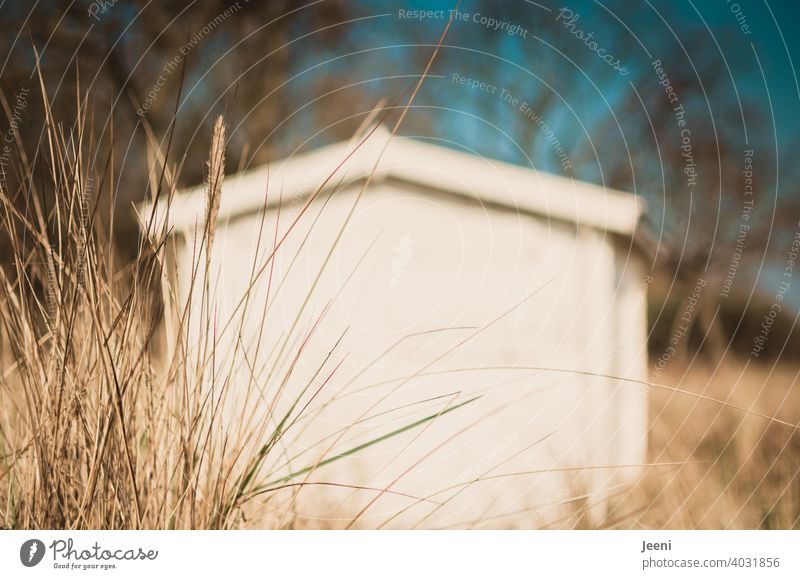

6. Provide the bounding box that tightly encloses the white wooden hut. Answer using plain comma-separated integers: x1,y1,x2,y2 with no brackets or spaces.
139,126,650,528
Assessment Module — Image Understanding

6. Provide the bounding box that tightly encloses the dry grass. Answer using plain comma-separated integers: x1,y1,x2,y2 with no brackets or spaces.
0,80,362,529
0,74,483,530
0,87,236,528
0,32,493,530
604,362,800,529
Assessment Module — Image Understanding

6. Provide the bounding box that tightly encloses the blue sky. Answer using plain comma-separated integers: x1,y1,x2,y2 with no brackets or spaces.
282,0,800,308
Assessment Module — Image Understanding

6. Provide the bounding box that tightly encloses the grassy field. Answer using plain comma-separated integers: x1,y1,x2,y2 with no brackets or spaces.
1,79,797,530
603,361,800,530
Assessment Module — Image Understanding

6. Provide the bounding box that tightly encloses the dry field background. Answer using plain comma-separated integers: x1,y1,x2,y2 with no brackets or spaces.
610,362,800,530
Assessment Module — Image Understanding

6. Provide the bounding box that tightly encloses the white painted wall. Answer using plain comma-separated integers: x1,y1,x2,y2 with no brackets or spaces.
171,177,648,528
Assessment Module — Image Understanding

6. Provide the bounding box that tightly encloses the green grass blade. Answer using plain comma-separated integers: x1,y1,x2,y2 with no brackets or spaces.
257,395,481,491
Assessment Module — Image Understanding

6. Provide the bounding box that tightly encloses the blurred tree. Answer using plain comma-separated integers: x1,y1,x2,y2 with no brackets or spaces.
0,0,347,255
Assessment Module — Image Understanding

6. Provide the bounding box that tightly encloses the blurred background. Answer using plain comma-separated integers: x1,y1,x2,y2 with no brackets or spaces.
1,0,799,527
